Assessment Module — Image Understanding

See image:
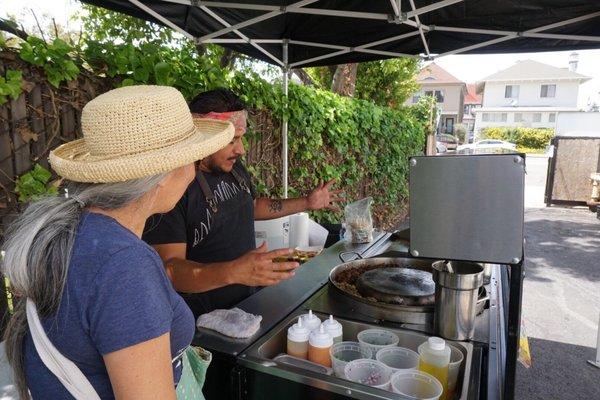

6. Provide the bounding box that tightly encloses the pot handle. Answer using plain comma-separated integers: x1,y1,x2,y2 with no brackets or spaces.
477,293,490,304
339,251,363,263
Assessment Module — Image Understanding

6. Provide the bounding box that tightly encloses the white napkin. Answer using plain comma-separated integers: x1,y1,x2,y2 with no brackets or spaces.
196,308,262,339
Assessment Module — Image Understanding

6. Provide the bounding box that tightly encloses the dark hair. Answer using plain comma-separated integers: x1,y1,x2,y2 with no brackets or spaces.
188,88,246,114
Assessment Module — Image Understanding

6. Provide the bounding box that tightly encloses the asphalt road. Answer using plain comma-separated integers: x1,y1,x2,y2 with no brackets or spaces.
515,155,600,399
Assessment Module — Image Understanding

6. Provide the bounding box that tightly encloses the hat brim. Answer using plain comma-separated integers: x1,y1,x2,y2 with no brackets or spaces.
49,118,234,183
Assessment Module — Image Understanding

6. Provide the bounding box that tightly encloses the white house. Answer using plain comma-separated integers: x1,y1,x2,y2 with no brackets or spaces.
473,59,591,135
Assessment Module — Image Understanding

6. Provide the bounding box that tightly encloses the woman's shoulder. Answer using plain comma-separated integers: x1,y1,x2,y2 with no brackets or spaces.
72,212,163,277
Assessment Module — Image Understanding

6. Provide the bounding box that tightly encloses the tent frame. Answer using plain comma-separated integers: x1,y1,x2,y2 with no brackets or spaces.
125,0,600,196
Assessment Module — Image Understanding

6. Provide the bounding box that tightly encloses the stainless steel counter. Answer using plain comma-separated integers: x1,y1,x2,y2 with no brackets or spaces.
192,231,390,356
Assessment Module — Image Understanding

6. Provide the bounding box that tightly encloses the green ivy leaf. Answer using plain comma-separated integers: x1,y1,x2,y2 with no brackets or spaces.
32,164,52,183
120,78,136,87
154,61,171,85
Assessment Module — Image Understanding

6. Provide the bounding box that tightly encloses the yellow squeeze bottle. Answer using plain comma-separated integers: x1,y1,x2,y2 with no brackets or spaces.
418,337,451,400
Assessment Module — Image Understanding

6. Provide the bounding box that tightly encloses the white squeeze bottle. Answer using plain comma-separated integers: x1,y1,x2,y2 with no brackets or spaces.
321,315,343,343
287,317,310,359
418,337,451,400
300,310,322,331
308,325,333,367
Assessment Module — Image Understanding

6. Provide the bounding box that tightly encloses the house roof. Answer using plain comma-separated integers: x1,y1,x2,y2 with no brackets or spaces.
479,60,591,82
464,84,482,105
417,63,464,85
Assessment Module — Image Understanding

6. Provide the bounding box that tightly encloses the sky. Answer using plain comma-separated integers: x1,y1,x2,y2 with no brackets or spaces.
3,0,600,108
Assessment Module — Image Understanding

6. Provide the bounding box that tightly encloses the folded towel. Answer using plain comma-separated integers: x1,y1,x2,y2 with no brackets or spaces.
196,308,262,339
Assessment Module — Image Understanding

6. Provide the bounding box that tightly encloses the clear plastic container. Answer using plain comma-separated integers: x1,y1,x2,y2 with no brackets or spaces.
357,329,399,359
329,341,372,378
447,345,464,397
418,337,451,400
390,370,443,400
344,359,392,390
376,346,420,372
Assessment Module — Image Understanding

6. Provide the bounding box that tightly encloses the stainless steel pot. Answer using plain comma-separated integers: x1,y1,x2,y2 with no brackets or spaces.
432,261,484,341
329,256,435,324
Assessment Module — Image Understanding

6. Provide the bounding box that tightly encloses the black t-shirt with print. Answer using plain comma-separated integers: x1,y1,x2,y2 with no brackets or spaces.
143,161,257,318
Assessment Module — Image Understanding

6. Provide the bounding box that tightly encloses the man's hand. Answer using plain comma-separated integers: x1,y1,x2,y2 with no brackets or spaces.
229,242,299,286
307,179,344,211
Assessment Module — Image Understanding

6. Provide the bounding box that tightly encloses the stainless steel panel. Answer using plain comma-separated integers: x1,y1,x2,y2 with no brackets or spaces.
409,154,524,264
240,310,474,400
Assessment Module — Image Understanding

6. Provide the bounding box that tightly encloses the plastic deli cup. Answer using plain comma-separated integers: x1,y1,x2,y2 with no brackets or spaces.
390,370,443,400
357,329,399,358
344,359,392,390
376,346,420,372
448,345,465,395
329,341,372,378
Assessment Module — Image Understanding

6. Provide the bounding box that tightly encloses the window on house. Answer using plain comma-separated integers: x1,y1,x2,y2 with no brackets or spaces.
541,84,556,98
412,92,421,103
482,113,489,122
425,90,444,103
505,85,520,98
533,113,542,123
549,113,556,123
514,113,523,122
501,113,507,122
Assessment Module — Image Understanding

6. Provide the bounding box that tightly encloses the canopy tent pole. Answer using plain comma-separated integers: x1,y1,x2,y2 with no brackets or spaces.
282,39,289,199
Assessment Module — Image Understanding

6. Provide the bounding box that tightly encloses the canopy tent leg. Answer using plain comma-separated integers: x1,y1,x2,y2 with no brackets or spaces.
282,39,289,199
589,312,600,368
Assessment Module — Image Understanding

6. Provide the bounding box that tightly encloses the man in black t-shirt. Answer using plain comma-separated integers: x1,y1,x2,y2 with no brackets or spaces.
143,89,342,318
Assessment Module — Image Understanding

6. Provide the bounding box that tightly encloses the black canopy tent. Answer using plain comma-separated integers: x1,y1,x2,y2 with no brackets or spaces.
78,2,600,399
80,0,600,197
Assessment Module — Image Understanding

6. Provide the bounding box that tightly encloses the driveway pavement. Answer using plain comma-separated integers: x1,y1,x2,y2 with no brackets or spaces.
515,153,600,400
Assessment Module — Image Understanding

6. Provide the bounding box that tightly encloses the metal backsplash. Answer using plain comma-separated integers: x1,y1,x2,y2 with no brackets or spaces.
409,154,525,264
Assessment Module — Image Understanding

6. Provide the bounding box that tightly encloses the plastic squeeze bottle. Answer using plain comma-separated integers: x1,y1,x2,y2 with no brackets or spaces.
308,325,333,367
321,315,343,343
287,317,310,359
418,337,451,400
300,309,322,331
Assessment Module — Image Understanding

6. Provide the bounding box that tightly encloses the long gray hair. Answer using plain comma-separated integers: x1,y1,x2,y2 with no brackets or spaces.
2,173,165,399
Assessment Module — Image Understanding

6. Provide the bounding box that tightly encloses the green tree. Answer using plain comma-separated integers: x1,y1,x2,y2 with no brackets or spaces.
305,58,420,108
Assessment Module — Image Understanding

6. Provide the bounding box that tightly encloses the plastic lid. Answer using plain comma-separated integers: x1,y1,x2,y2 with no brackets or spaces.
288,317,310,342
309,325,333,348
321,315,343,338
428,337,446,351
300,310,321,329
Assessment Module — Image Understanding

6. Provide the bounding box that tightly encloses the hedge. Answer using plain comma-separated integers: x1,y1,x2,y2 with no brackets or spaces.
1,36,432,228
480,127,554,150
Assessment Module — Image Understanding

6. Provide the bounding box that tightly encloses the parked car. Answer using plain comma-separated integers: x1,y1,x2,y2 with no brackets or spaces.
457,139,516,151
436,134,459,151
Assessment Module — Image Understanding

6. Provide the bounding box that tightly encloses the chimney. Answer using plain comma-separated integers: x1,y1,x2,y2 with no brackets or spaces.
569,52,579,72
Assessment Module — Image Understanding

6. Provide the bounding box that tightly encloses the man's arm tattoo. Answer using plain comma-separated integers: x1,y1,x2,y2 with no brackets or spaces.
268,199,283,213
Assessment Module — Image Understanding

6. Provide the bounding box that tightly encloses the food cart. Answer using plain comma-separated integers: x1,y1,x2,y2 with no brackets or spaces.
75,2,600,398
193,152,524,400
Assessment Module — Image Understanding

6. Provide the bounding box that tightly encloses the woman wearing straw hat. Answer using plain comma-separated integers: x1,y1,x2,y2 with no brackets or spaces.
2,85,233,399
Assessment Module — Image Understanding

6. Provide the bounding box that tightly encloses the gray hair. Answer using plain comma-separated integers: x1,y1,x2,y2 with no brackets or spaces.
2,173,165,399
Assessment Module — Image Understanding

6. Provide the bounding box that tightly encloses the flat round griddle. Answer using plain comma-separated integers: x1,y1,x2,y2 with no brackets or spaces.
356,267,435,305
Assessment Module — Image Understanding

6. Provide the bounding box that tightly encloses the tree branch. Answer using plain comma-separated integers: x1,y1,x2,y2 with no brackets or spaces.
0,17,29,41
291,68,314,86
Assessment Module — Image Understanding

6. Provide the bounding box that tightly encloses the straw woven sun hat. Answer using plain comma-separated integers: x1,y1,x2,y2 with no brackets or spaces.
49,85,234,183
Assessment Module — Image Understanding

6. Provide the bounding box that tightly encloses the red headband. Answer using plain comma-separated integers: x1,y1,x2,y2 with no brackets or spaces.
195,110,247,134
